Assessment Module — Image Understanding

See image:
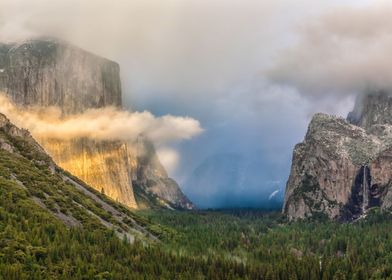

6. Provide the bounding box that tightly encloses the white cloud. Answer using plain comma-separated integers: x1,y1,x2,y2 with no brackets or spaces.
0,94,203,144
156,147,180,175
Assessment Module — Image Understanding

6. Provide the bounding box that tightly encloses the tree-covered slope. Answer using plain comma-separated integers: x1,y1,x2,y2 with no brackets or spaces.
0,112,158,278
0,112,270,279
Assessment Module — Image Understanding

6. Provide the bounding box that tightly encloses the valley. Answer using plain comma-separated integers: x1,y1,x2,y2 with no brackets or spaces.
2,4,392,278
0,105,390,279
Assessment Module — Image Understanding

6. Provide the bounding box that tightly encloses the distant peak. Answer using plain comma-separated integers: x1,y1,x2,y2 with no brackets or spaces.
347,90,392,130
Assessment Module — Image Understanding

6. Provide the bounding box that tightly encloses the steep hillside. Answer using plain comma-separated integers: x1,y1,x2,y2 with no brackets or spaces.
0,112,156,240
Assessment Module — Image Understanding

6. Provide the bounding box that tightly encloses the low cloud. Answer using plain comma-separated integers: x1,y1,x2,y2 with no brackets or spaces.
0,94,203,145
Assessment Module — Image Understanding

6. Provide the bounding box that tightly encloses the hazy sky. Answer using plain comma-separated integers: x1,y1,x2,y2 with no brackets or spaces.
0,0,386,208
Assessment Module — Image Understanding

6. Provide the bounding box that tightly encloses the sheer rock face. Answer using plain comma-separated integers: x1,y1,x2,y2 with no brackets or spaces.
0,38,193,210
40,138,138,208
0,39,121,114
284,92,392,221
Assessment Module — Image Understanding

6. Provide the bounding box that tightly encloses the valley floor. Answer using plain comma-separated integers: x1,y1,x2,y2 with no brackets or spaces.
138,209,392,279
2,204,392,279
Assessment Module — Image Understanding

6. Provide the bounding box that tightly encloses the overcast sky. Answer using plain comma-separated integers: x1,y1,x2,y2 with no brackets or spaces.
0,0,386,208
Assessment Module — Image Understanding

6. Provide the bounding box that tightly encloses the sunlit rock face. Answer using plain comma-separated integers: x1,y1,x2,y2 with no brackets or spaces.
41,138,138,208
284,92,392,221
0,38,193,209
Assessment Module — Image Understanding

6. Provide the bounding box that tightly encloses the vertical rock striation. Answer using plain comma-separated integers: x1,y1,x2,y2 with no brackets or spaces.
41,138,138,208
0,39,121,114
0,38,193,209
284,92,392,220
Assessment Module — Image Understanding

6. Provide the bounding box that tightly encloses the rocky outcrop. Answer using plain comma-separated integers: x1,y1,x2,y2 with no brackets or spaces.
283,92,392,220
132,138,194,209
0,38,193,209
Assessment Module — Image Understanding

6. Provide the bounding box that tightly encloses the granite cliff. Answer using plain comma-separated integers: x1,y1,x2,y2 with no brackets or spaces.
283,91,392,221
0,39,121,114
0,38,193,210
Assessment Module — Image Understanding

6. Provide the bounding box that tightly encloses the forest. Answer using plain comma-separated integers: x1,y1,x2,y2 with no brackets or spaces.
1,189,392,280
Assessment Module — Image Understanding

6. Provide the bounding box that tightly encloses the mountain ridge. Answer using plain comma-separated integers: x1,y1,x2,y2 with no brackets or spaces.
283,92,392,221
